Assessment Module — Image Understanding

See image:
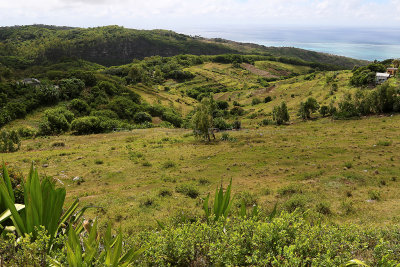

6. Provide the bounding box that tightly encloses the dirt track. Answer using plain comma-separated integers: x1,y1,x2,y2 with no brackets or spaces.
241,63,279,78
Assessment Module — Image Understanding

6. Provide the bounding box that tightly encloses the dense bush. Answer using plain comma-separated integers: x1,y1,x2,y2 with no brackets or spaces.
134,111,152,123
350,63,386,87
0,130,21,152
232,120,241,130
71,116,129,134
264,96,272,103
108,96,140,120
90,109,119,119
298,97,320,120
213,117,230,130
39,108,74,135
139,211,400,266
230,106,244,116
59,78,85,100
216,100,229,110
252,97,262,105
273,102,290,125
68,98,90,116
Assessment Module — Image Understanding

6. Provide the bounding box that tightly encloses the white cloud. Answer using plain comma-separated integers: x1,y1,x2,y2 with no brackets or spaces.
0,0,399,28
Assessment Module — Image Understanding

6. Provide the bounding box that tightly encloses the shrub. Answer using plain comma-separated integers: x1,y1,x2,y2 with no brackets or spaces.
368,190,381,201
284,194,307,212
162,111,183,127
108,96,140,120
232,120,241,130
17,127,36,138
252,97,262,105
71,116,101,134
298,97,320,120
377,140,392,146
162,160,176,169
213,117,230,130
159,189,173,197
216,100,229,110
278,184,302,196
134,112,152,124
319,105,329,117
68,98,90,116
175,184,200,199
59,78,85,100
264,96,272,103
90,109,119,119
273,102,290,125
261,118,272,125
39,108,74,135
230,106,244,116
0,130,21,152
315,201,332,215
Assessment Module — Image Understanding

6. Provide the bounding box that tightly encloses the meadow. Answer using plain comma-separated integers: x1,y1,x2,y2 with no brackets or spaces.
3,113,400,233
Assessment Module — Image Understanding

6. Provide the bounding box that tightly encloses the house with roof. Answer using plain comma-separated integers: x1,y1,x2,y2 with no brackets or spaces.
387,68,398,76
376,72,390,84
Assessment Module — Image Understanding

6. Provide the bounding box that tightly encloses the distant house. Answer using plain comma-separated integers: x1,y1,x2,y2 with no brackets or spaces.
376,73,390,84
21,78,41,86
387,68,398,76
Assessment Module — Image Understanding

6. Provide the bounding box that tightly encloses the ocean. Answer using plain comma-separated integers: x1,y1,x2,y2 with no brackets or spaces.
180,26,400,61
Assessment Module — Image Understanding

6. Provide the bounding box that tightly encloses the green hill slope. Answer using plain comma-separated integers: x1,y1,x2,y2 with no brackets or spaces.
0,25,367,68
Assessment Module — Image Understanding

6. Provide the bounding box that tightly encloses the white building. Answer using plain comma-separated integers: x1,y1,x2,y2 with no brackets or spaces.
376,73,390,84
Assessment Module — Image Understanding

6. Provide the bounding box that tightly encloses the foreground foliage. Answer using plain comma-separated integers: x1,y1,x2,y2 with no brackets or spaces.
138,211,400,266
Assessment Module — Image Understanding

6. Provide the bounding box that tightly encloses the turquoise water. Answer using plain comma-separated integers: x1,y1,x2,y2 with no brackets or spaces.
181,27,400,61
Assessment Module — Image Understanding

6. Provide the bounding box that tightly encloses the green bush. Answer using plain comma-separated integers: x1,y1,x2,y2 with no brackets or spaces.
139,211,399,266
273,102,290,125
264,96,272,103
39,108,74,135
0,130,21,152
252,97,262,105
283,194,307,212
68,98,90,116
134,111,152,124
232,120,241,130
230,106,244,116
213,117,230,130
175,184,200,199
59,78,85,100
298,97,319,120
90,109,119,119
108,96,140,120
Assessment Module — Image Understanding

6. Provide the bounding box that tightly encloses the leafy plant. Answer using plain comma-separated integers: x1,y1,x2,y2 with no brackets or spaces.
0,164,82,245
203,179,233,222
50,221,144,266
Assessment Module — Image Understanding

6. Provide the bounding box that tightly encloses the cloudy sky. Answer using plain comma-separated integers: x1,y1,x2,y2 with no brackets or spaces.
1,0,400,31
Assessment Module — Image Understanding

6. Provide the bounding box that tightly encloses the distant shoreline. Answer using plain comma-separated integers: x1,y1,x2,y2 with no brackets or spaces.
180,27,400,61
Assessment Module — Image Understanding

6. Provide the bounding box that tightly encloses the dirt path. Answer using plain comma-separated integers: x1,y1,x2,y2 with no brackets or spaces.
241,63,279,78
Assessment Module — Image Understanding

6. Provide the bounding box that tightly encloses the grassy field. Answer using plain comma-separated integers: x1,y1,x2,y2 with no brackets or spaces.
3,114,400,233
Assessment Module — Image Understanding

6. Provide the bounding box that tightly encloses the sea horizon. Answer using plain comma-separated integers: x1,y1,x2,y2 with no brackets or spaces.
179,26,400,61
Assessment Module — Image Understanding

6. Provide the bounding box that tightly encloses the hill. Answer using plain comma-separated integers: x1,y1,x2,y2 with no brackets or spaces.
0,24,368,68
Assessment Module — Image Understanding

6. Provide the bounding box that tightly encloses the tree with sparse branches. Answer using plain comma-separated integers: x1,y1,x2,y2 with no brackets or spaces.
192,97,214,141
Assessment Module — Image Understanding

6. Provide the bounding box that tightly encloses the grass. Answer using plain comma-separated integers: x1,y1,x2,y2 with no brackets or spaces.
2,113,400,232
2,62,400,233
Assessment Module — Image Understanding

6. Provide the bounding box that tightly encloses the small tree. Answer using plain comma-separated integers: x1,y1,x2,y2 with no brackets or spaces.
0,130,21,152
319,105,329,117
298,97,320,120
273,102,290,125
192,97,213,141
393,59,400,68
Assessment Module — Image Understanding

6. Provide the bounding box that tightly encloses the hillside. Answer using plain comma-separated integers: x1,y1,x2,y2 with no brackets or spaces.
1,42,400,264
0,25,368,68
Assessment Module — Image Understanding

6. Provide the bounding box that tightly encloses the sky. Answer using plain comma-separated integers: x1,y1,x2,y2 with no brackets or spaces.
1,0,400,31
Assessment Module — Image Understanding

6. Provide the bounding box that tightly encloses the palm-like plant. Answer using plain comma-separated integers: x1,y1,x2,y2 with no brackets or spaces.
203,179,233,222
0,164,81,245
50,220,144,266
